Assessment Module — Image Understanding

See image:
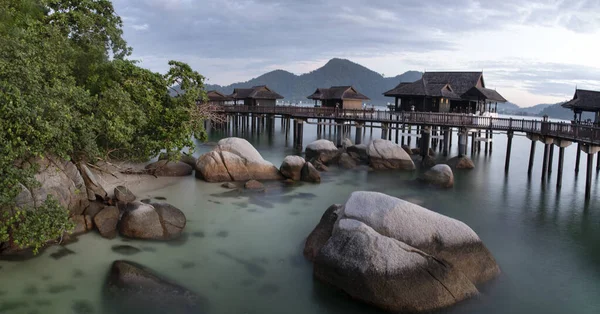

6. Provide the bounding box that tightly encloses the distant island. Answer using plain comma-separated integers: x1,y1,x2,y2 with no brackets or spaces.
204,58,587,121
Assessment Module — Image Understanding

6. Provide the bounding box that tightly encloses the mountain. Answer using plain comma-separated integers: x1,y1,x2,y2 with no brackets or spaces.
497,102,554,116
204,58,423,105
538,102,595,121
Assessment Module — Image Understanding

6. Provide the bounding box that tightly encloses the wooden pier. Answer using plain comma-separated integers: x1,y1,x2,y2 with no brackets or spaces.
210,105,600,200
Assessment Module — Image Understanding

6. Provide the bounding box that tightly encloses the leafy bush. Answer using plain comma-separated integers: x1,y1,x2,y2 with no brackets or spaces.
0,0,212,253
1,197,74,254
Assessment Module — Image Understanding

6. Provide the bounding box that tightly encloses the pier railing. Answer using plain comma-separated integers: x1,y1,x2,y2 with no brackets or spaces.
212,105,600,145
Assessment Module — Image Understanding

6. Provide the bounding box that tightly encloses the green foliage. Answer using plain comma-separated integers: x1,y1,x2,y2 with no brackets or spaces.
0,196,74,254
0,0,210,253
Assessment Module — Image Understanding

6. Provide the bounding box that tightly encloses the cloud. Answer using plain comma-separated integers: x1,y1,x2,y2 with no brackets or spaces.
111,0,600,105
131,23,149,31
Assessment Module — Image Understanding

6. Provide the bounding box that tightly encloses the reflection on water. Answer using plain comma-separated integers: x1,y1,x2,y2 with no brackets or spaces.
1,118,600,314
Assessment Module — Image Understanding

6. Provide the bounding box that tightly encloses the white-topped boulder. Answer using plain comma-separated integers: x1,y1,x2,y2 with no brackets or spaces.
304,191,499,313
305,139,339,164
367,139,415,170
195,137,282,182
422,164,454,188
280,155,306,181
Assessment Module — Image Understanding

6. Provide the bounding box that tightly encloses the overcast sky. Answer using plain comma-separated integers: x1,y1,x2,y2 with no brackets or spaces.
113,0,600,107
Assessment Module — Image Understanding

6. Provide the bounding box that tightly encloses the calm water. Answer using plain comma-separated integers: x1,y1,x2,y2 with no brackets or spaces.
1,117,600,314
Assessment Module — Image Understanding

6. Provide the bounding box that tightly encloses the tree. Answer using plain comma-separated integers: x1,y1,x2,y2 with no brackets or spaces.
0,0,212,253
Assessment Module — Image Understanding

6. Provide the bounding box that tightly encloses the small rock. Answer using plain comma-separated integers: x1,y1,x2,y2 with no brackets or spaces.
338,153,357,169
94,206,120,239
312,160,329,172
221,182,237,189
347,144,369,162
301,162,321,183
114,186,136,203
111,245,141,255
446,156,475,169
305,140,339,164
245,180,265,190
402,145,412,155
71,216,87,236
422,164,454,188
84,215,93,230
279,156,306,181
341,138,353,149
84,202,105,220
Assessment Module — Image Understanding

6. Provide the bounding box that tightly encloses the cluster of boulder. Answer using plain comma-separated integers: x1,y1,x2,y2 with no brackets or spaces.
304,191,500,313
1,156,188,256
85,185,186,241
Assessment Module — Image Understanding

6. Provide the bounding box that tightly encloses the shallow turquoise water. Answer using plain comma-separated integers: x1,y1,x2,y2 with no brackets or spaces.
1,117,599,314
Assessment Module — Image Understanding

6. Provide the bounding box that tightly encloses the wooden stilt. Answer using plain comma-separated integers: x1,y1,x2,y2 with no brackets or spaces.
528,140,536,177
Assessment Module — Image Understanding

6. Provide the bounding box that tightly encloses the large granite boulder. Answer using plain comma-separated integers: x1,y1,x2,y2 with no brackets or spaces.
94,206,120,239
446,156,475,169
367,139,416,170
119,202,186,240
305,140,339,164
422,164,454,188
280,156,306,181
104,260,208,314
195,138,281,182
303,204,341,261
14,157,90,216
145,160,193,177
305,191,499,312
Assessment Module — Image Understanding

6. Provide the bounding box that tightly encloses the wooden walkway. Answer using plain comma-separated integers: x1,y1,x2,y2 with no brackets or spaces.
213,105,600,145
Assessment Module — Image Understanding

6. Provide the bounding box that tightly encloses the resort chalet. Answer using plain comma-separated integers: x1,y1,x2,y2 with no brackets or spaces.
384,72,507,114
204,90,231,105
307,86,370,110
228,85,284,106
561,89,600,125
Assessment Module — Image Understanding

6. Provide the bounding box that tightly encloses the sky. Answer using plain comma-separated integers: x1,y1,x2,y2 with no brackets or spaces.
113,0,600,107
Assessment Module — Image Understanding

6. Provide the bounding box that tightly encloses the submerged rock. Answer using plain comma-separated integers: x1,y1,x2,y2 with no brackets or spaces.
422,164,454,188
305,191,499,313
104,260,208,314
221,182,237,189
305,140,339,164
446,156,475,169
119,202,186,240
367,139,416,170
280,156,306,181
244,180,265,190
195,138,282,182
145,160,193,177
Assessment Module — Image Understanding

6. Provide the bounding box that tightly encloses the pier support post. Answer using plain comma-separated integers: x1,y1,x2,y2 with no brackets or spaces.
381,123,388,140
420,126,431,159
395,123,400,144
575,143,581,173
548,145,554,174
484,130,489,154
442,127,450,157
586,153,593,200
505,131,513,173
407,125,412,146
528,140,536,177
597,153,600,171
292,119,297,148
541,143,550,181
355,123,363,145
295,120,304,152
336,122,343,147
557,147,565,188
458,129,467,157
470,131,476,155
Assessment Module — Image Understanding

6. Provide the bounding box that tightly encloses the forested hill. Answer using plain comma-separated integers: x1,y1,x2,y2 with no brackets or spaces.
205,58,422,105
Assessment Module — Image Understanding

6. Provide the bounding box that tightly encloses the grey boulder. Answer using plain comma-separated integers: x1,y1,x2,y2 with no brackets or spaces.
305,140,339,164
280,156,306,181
367,139,415,170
